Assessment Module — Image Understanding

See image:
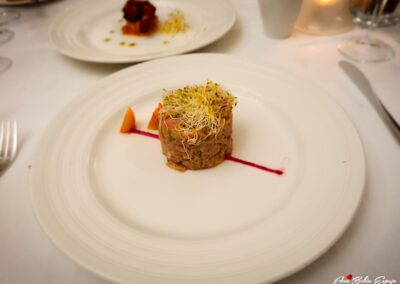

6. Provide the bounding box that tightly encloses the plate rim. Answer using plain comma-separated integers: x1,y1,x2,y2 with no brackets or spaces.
47,0,236,63
30,53,366,284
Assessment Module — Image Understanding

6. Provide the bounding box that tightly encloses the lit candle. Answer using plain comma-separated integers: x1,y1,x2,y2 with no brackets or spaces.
295,0,353,35
315,0,338,6
314,0,341,20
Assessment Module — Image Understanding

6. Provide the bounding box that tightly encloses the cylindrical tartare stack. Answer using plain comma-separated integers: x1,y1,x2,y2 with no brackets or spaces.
157,81,237,171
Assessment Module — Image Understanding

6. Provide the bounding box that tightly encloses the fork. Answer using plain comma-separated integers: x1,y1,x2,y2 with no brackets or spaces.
0,120,18,172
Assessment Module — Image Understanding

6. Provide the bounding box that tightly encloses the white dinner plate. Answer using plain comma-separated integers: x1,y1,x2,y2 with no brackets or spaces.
0,0,37,5
48,0,235,63
31,54,365,284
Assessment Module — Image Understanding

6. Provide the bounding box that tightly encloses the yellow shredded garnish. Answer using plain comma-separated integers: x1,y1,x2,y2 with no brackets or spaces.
160,80,237,145
159,9,187,35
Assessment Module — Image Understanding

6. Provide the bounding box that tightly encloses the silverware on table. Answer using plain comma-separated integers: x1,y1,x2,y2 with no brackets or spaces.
339,60,400,141
0,119,18,172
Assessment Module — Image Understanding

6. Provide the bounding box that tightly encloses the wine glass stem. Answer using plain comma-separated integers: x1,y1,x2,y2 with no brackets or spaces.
362,0,386,44
0,9,21,25
371,0,386,29
0,56,12,74
0,29,14,45
337,0,395,63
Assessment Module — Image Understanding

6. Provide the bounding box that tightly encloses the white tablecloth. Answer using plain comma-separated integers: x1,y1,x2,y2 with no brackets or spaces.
1,0,399,283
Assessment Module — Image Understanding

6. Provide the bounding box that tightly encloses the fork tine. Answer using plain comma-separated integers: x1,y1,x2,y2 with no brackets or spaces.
0,121,4,157
11,120,18,159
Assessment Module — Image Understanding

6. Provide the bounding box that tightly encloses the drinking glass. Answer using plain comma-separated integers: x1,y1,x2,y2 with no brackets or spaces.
0,9,20,45
337,0,395,63
0,9,20,73
351,0,400,27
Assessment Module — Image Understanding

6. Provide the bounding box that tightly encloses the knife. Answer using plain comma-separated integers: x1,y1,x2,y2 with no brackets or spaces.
339,60,400,141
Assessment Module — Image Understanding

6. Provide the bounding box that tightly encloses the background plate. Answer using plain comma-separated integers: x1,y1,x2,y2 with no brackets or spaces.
31,54,365,284
48,0,236,63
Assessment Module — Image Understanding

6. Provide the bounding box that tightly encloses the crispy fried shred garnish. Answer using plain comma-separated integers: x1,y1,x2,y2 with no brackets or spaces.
160,80,237,145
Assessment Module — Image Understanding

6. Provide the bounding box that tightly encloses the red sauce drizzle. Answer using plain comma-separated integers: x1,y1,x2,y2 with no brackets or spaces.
131,129,159,139
128,129,284,176
225,156,284,175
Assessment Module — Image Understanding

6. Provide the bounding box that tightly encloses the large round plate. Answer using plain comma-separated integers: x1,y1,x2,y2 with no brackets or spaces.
31,54,365,284
48,0,235,63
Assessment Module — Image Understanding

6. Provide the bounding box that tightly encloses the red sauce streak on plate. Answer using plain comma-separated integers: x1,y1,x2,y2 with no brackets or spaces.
128,129,284,176
131,129,159,139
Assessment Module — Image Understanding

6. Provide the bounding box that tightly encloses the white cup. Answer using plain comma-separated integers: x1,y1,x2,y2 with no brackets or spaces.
258,0,303,39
